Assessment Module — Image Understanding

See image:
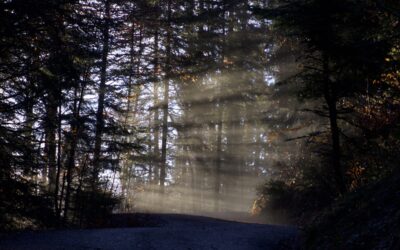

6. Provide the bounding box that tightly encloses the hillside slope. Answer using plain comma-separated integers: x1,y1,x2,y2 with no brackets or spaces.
303,172,400,249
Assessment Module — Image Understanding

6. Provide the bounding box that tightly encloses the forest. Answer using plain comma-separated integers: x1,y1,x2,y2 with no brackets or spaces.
0,0,399,249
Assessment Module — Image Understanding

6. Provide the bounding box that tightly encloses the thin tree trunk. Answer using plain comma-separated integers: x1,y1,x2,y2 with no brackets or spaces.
214,104,223,211
23,91,34,174
153,86,160,184
214,0,226,211
160,81,169,192
64,86,85,222
160,0,172,193
153,28,160,184
45,89,57,192
93,0,111,189
54,100,62,221
59,172,66,219
323,54,346,194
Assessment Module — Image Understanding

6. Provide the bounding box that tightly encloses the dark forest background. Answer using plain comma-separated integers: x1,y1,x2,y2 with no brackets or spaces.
0,0,399,249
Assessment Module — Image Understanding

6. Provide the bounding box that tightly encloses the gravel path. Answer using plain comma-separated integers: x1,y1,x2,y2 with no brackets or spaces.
0,214,298,250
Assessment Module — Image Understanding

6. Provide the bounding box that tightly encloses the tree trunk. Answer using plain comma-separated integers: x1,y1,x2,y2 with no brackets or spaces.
160,81,169,192
160,0,172,193
64,86,85,222
23,91,34,175
153,22,161,185
93,0,110,189
54,101,62,220
45,89,57,192
214,1,226,211
153,82,160,184
323,54,346,194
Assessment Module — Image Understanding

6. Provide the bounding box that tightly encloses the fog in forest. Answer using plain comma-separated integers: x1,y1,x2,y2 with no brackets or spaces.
114,60,312,222
2,1,399,248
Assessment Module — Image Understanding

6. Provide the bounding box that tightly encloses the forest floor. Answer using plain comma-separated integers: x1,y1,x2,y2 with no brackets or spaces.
0,213,298,250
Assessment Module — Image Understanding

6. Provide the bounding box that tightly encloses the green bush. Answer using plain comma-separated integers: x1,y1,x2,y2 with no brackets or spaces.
73,189,121,227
